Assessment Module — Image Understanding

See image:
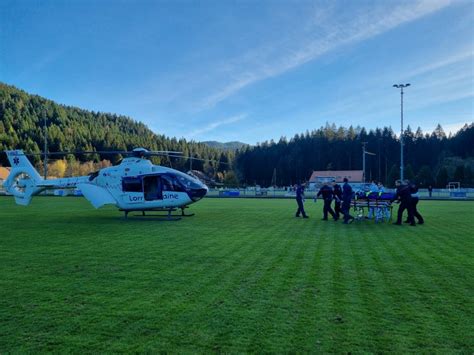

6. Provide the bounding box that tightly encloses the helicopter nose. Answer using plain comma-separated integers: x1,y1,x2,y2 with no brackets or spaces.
189,187,208,202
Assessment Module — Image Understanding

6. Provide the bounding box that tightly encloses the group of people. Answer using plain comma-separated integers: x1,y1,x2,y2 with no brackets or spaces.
393,179,424,226
295,178,355,224
294,178,424,226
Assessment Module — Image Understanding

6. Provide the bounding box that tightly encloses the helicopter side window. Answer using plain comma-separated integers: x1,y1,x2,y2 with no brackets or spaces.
161,175,175,191
122,177,142,192
162,174,185,192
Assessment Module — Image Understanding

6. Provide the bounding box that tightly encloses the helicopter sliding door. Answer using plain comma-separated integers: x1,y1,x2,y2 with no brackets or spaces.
143,176,163,201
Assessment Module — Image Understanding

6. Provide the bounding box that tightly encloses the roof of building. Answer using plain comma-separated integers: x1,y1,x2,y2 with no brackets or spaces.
309,170,363,182
0,166,10,180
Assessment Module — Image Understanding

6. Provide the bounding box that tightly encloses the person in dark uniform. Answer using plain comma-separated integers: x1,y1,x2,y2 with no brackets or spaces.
428,185,433,198
317,182,337,220
295,183,308,218
393,180,415,226
341,178,354,224
406,181,424,224
332,181,342,220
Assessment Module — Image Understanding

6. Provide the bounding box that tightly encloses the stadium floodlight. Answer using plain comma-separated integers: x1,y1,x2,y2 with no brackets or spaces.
393,83,411,181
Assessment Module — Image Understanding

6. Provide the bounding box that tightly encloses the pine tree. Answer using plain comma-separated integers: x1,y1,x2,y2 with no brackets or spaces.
404,164,415,181
415,165,433,187
387,164,399,187
436,167,449,188
464,166,473,186
453,165,465,184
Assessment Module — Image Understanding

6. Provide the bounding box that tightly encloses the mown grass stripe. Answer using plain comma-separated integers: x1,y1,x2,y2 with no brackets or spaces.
381,233,473,351
1,197,472,352
155,221,299,351
286,223,328,352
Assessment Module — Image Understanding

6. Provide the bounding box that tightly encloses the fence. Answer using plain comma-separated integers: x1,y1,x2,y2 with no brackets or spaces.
208,187,474,199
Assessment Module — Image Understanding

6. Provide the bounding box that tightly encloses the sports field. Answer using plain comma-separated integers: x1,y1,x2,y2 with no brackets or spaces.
1,197,473,352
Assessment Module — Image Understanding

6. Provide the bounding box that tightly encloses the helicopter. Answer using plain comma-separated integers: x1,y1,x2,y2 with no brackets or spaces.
4,148,209,219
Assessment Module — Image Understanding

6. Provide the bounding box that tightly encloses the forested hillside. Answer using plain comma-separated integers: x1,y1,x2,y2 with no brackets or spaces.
235,123,474,187
0,83,234,177
1,82,472,187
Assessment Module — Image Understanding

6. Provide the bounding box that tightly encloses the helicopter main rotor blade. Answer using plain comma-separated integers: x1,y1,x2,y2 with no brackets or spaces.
166,154,231,166
145,151,183,156
24,150,183,157
24,150,129,156
20,149,230,166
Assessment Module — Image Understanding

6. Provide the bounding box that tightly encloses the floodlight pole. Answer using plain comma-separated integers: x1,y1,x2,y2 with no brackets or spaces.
362,142,367,183
43,114,48,180
393,83,410,181
362,142,376,183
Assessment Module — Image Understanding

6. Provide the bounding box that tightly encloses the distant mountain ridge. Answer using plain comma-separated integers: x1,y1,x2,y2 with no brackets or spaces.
202,141,248,151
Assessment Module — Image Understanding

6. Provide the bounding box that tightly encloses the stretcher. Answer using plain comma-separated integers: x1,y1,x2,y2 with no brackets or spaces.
351,192,395,223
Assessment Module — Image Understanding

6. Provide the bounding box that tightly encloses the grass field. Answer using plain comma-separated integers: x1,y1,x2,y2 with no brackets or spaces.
1,197,473,352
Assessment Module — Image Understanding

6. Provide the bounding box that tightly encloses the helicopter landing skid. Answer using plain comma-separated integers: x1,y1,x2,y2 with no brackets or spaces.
180,206,195,217
120,208,182,221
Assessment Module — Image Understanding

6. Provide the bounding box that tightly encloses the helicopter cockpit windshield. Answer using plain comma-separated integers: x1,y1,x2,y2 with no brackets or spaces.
174,171,208,201
174,171,205,189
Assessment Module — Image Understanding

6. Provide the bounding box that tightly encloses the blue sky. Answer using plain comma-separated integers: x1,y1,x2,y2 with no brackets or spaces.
1,0,473,144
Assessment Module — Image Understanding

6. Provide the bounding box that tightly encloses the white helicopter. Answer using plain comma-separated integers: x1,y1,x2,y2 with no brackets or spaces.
4,148,209,219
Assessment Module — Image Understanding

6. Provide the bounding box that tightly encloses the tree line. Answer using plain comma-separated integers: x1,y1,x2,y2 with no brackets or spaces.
234,123,474,187
1,82,473,188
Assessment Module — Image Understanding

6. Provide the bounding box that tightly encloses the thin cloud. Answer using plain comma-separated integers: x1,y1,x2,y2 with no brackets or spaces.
14,48,66,83
186,113,247,137
404,48,473,79
314,44,472,119
199,0,452,109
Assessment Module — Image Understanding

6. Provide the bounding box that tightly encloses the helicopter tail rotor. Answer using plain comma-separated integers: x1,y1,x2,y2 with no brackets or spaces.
4,150,44,205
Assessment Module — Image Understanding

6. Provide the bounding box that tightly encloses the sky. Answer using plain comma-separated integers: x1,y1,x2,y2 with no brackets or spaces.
1,0,473,144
